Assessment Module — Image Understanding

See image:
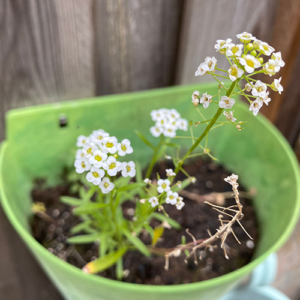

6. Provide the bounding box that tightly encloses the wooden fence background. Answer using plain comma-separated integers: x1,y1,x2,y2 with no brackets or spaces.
0,1,300,299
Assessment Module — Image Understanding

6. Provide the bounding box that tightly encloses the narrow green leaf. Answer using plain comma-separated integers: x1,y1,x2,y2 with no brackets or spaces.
152,226,164,246
70,221,96,235
151,212,181,229
60,196,82,206
135,130,155,150
83,247,127,274
135,161,143,183
116,257,124,280
171,178,191,193
164,142,180,148
73,203,109,215
143,223,154,238
116,182,145,192
121,228,150,257
67,233,100,244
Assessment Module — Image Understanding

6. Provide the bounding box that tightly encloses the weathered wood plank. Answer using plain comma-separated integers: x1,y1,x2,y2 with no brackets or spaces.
93,0,184,95
175,0,279,85
0,0,95,141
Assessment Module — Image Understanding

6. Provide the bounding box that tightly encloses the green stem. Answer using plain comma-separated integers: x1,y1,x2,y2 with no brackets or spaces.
174,80,238,174
145,134,164,178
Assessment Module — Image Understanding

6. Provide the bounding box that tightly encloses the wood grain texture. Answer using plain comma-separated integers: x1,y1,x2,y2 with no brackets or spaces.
175,0,279,85
0,0,95,141
93,0,183,95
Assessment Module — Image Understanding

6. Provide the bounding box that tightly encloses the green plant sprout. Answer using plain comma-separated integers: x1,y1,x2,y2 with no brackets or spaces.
60,32,284,277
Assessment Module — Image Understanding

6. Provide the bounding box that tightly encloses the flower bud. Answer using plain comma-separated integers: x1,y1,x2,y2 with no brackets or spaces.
246,43,253,51
253,40,261,50
258,57,264,64
241,54,246,59
250,50,257,56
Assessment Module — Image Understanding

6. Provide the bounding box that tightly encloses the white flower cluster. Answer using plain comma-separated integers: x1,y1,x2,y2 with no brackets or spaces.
144,168,185,211
194,32,285,116
150,108,188,138
74,129,136,194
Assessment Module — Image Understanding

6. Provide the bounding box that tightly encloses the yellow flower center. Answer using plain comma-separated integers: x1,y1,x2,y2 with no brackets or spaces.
121,144,127,151
81,162,86,168
95,155,102,162
161,183,167,189
109,163,116,169
87,148,92,154
97,135,103,140
225,100,230,104
257,86,264,92
169,195,175,200
126,166,131,172
230,68,238,77
106,142,114,148
246,59,254,68
232,46,238,55
92,172,99,178
82,140,86,144
104,182,110,188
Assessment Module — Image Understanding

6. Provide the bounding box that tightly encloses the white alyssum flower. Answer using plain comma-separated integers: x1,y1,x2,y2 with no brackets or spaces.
204,56,217,72
165,191,178,205
90,129,109,146
102,156,122,176
144,178,151,184
102,136,118,154
157,179,171,193
121,161,136,177
151,109,164,121
238,55,261,73
176,198,185,210
163,125,176,138
249,99,263,116
228,64,244,81
258,92,271,106
215,38,233,54
219,96,235,109
177,119,188,131
271,77,283,94
99,177,114,194
258,42,275,56
236,32,256,43
76,135,89,147
156,116,169,127
166,169,176,177
150,125,163,137
223,111,237,122
253,39,261,50
76,149,85,159
226,44,243,57
200,92,212,109
245,82,253,92
251,80,267,98
89,150,107,168
74,158,91,174
169,109,181,120
192,90,200,106
82,143,97,158
195,62,209,76
86,166,105,185
263,59,280,76
117,139,133,156
271,52,285,67
148,197,159,208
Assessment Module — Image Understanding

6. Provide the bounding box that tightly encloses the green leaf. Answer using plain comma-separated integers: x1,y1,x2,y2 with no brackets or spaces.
135,161,143,183
70,221,96,235
152,226,164,246
73,203,109,215
164,142,180,148
67,233,100,244
171,178,191,193
60,196,82,206
151,212,181,229
116,182,145,192
135,130,155,150
113,176,131,189
121,228,150,257
83,247,127,274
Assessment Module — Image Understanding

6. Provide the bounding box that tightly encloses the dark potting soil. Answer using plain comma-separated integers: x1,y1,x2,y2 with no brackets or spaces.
31,158,259,285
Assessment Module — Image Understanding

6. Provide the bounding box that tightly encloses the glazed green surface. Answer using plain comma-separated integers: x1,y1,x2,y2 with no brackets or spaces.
1,82,299,300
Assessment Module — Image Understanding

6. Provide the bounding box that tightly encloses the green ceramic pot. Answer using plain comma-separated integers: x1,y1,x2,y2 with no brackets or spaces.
1,82,299,300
